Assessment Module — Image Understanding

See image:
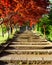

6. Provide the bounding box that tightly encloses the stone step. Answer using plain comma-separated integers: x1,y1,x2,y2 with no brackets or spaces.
7,45,52,50
2,63,52,65
16,38,47,42
0,57,52,65
0,30,52,65
0,54,52,62
4,49,52,55
18,36,39,39
15,33,39,37
10,41,49,45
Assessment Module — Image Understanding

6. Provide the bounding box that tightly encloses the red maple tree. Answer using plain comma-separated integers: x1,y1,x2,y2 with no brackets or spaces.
0,0,49,27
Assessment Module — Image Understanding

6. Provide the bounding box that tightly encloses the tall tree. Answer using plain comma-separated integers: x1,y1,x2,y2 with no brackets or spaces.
0,0,49,27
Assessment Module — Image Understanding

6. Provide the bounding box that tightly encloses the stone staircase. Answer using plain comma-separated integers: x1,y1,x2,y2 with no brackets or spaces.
0,30,52,65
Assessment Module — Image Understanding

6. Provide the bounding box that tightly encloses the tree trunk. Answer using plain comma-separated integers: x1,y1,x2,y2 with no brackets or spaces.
15,24,17,32
8,29,9,39
43,25,46,39
1,24,4,37
7,26,10,39
37,23,39,31
10,27,13,34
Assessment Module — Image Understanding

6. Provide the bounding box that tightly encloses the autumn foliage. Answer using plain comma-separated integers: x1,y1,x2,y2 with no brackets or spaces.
0,0,49,27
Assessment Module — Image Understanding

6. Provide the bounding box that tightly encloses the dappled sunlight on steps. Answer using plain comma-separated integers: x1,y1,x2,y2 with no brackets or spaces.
0,30,52,65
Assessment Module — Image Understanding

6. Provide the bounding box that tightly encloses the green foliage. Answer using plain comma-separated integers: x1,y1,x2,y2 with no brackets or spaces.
1,24,7,33
0,24,17,44
36,8,52,41
3,27,7,33
39,15,50,27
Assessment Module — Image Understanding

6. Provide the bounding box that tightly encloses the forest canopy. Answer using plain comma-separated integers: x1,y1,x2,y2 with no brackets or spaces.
0,0,49,27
